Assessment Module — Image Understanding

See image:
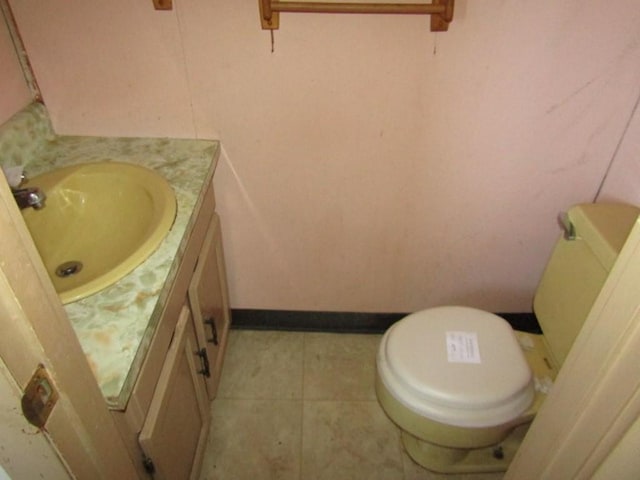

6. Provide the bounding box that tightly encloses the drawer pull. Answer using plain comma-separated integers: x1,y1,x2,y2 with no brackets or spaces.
204,316,219,345
196,348,211,377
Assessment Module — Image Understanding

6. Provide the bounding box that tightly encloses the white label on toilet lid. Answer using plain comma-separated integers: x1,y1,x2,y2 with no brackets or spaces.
446,331,481,364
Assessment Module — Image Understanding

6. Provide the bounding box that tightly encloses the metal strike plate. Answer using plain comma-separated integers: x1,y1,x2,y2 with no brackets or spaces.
21,364,59,429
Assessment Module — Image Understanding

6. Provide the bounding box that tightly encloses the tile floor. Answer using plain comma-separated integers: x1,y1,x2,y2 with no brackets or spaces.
198,330,505,480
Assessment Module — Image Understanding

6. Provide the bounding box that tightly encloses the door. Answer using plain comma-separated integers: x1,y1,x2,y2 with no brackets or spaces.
0,358,70,479
188,213,231,399
138,306,210,480
0,168,137,479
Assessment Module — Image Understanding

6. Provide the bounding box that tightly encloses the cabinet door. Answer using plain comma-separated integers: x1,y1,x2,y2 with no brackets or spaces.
139,306,209,480
188,213,231,399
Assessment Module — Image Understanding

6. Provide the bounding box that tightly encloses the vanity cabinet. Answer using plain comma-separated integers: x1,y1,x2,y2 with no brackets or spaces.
112,179,231,479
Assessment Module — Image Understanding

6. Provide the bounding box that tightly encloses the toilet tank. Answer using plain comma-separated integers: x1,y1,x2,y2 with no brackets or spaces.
533,203,640,368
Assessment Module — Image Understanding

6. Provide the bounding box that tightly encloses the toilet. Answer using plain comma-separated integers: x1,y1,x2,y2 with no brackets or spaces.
375,202,640,474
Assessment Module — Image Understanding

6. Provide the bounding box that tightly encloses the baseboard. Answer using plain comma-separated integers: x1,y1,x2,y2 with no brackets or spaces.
230,309,542,334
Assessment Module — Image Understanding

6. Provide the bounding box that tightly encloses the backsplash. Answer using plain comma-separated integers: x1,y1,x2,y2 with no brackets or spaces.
0,102,54,168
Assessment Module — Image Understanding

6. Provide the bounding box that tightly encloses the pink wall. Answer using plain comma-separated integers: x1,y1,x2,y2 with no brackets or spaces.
597,102,640,206
0,10,31,124
6,0,640,313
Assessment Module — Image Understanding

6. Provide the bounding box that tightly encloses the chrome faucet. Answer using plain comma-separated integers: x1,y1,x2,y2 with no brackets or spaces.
12,186,46,209
2,165,46,210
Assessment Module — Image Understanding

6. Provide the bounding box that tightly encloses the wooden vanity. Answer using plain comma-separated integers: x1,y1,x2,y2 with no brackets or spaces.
0,103,231,478
113,179,230,479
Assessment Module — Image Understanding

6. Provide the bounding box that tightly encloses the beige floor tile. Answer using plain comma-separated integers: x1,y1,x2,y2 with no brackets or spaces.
199,399,302,480
303,332,382,401
301,400,404,480
206,330,511,479
217,330,304,399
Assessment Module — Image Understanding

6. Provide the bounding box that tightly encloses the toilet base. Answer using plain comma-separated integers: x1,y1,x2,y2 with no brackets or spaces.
402,423,530,474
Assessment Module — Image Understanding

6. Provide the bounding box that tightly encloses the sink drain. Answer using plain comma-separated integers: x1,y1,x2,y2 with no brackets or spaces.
56,261,83,278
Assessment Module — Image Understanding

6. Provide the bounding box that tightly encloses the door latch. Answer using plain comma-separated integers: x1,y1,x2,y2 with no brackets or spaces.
21,364,58,429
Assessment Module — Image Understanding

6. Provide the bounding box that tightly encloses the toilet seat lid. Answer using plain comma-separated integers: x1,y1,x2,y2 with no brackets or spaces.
378,306,534,428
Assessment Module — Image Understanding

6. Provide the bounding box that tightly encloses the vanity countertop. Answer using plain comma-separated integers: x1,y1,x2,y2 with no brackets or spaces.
33,136,219,409
1,103,220,408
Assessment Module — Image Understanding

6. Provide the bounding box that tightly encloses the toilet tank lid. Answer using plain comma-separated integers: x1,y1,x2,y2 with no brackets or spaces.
380,306,533,427
569,203,640,271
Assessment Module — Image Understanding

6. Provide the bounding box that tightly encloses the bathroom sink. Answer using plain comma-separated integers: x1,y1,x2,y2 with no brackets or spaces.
22,161,177,304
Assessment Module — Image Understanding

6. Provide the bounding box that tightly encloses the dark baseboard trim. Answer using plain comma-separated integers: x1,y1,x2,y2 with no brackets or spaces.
230,309,542,334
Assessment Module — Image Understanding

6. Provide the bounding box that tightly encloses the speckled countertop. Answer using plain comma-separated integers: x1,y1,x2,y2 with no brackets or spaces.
1,103,219,409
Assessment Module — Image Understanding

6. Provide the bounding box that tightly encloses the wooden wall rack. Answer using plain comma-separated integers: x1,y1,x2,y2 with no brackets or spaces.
259,0,454,31
152,0,172,10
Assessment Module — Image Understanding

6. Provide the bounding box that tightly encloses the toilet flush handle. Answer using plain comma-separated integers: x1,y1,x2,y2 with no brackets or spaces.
558,212,577,241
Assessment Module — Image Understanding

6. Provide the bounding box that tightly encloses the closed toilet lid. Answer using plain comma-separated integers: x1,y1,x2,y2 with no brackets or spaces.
377,306,534,428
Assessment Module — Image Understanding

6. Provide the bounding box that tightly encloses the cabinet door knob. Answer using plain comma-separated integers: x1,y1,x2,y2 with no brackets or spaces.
204,316,219,345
